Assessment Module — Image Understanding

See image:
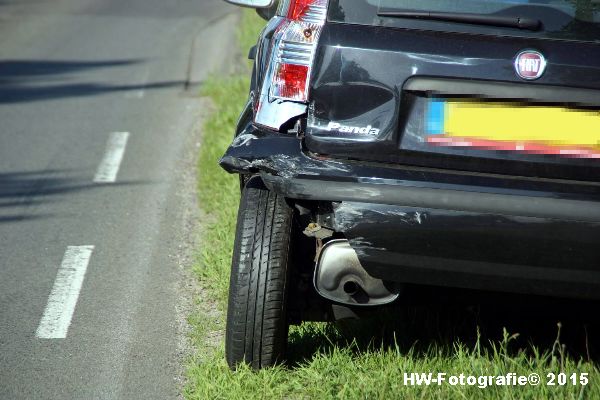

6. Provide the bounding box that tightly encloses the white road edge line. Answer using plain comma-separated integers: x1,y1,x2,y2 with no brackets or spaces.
36,245,95,339
94,132,130,183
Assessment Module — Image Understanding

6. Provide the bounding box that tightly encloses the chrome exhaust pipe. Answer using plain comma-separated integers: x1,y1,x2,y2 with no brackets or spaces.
342,280,360,296
313,239,400,306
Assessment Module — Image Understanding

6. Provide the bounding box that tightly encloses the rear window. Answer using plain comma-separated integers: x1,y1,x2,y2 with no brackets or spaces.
330,0,600,42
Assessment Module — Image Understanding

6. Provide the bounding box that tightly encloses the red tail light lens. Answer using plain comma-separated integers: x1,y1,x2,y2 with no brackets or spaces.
287,0,313,20
272,63,309,100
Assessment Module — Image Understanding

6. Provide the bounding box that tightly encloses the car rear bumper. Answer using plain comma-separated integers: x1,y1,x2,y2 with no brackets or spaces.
220,132,600,299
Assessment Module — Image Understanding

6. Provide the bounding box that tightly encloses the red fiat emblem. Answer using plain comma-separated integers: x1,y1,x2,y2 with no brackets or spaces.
514,50,547,80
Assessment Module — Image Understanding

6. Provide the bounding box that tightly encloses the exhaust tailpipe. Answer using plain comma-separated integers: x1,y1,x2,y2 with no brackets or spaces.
314,239,400,306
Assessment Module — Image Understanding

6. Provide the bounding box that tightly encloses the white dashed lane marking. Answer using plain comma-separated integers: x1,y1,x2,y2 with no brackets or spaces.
36,246,95,339
94,132,130,183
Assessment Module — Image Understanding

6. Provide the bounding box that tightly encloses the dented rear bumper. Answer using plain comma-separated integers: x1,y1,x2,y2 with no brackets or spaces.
220,131,600,299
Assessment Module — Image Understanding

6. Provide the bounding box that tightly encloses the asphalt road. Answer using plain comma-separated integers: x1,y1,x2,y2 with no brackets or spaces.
0,0,238,398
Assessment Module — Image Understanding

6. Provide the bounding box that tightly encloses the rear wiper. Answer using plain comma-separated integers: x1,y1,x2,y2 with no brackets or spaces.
377,10,541,31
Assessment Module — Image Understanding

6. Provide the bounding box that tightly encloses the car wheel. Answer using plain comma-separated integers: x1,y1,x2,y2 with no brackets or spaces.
225,178,293,369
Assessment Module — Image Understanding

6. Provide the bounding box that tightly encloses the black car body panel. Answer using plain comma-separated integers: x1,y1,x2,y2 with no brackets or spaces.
221,0,600,300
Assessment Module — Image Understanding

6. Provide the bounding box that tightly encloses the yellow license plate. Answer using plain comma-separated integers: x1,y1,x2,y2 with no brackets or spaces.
426,100,600,158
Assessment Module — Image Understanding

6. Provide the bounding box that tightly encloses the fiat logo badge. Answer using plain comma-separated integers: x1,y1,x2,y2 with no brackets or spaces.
514,50,547,80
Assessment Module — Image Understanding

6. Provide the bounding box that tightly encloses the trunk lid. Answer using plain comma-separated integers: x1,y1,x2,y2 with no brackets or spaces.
306,0,600,181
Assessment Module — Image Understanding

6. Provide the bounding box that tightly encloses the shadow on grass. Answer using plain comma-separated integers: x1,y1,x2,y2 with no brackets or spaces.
285,291,600,368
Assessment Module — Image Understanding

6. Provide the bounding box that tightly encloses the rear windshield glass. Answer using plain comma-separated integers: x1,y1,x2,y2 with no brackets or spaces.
330,0,600,42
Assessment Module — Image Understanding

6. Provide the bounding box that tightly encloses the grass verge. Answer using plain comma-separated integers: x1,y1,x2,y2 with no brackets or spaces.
185,9,600,399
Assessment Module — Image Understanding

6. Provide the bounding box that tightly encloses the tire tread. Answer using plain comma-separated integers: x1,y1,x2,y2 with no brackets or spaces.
225,183,292,369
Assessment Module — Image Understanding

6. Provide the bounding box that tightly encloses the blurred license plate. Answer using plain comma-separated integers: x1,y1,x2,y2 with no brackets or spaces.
425,100,600,158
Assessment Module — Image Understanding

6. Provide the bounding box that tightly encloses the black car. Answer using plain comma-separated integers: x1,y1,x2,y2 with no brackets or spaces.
220,0,600,369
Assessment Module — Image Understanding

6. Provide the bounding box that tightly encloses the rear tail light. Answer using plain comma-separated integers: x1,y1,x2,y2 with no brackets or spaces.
269,0,327,102
272,63,309,100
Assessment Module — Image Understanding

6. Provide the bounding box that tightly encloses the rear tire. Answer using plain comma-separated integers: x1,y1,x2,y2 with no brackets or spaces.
225,179,293,369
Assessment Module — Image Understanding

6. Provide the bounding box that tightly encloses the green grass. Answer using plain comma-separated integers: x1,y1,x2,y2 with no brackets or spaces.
185,9,600,399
